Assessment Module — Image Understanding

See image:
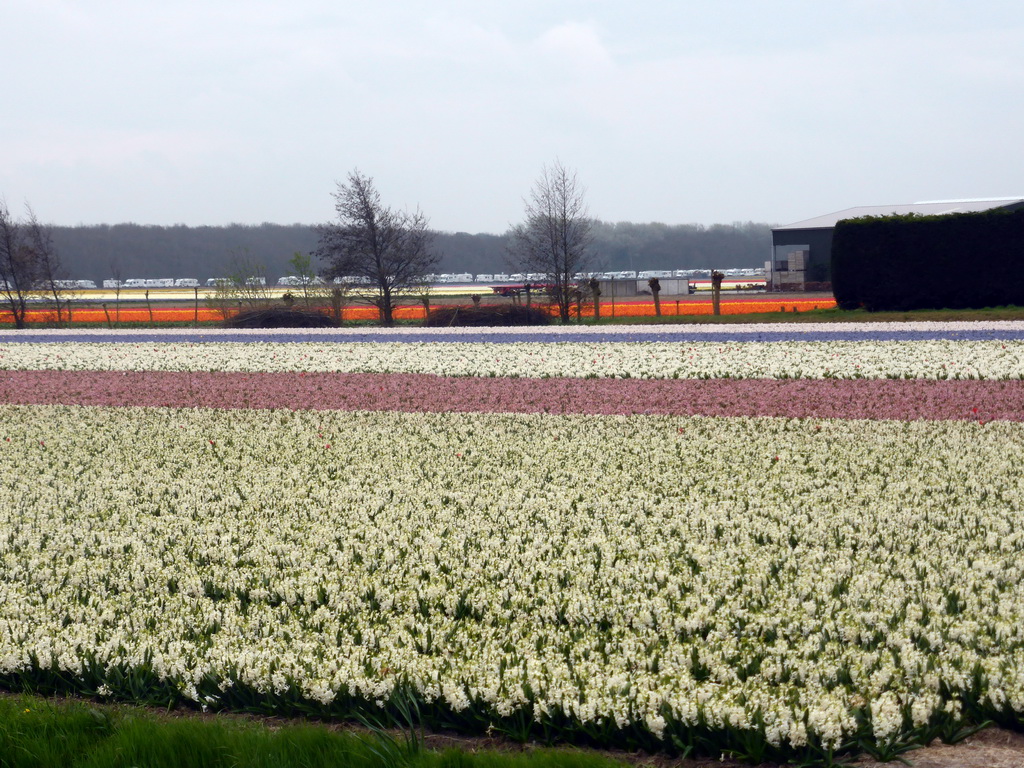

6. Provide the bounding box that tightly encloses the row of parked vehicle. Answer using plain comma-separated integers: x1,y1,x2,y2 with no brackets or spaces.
97,278,202,288
39,267,767,292
424,268,766,283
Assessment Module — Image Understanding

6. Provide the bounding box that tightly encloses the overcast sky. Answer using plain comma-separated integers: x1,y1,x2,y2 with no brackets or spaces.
2,1,1022,233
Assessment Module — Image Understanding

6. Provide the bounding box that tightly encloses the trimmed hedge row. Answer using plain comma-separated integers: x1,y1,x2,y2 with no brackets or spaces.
423,304,551,326
222,308,340,328
831,208,1024,311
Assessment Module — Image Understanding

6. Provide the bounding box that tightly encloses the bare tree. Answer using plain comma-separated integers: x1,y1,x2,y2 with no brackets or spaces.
0,202,33,329
315,169,438,326
285,251,334,309
206,249,274,320
0,200,64,329
26,206,70,324
108,259,123,326
507,161,594,323
227,250,273,309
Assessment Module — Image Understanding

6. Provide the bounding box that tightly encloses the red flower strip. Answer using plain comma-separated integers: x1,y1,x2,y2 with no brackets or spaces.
1,370,1022,422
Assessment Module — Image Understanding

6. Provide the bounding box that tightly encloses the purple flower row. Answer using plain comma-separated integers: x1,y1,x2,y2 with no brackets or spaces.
4,322,1024,344
2,370,1020,421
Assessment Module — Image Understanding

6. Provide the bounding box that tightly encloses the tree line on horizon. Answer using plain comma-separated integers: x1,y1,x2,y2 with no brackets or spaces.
46,219,773,285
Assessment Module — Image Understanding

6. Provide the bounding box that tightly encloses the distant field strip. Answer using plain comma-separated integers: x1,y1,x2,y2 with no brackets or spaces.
0,296,837,325
7,320,1024,343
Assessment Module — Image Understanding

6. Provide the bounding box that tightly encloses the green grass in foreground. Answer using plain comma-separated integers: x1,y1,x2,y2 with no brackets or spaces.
0,695,631,768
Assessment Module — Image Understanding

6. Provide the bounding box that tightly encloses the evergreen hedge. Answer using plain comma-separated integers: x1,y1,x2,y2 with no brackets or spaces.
831,208,1024,310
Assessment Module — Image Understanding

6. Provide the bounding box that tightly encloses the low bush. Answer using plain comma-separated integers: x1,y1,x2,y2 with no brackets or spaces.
423,304,551,327
222,308,339,328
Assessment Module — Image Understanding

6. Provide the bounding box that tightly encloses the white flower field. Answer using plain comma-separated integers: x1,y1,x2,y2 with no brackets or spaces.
1,324,1023,763
2,338,1024,380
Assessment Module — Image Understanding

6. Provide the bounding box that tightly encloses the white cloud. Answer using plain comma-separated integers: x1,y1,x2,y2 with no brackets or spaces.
536,21,615,75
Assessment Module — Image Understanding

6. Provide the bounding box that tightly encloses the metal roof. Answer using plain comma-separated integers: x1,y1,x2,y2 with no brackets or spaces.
774,198,1024,231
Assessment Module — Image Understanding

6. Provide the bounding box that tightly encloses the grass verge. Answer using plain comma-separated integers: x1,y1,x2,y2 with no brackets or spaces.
0,694,632,768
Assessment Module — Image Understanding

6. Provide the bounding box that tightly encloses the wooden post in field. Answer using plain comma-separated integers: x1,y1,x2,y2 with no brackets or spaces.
648,277,662,317
711,270,724,316
331,287,344,324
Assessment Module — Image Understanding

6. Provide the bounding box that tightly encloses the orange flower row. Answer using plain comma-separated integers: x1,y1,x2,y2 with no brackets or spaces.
0,297,836,325
584,298,835,317
1,307,227,324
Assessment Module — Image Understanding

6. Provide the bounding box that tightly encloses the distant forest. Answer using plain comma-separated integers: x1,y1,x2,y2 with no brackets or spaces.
48,221,774,284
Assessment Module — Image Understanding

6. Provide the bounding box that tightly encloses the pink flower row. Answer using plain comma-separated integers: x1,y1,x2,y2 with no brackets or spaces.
1,370,1022,422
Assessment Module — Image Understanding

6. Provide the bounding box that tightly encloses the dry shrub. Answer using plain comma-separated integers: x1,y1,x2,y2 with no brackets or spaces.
222,308,340,328
423,304,551,327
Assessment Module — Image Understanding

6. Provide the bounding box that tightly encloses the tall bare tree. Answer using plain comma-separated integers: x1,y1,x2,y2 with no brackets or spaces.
26,206,70,324
205,250,273,320
108,258,123,326
0,201,60,329
285,251,334,309
507,161,593,323
315,170,437,326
